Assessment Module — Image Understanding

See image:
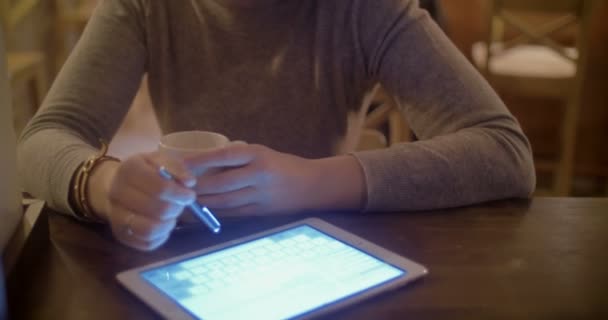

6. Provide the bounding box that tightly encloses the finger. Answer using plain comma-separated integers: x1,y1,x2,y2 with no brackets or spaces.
119,156,196,205
184,144,259,175
109,185,184,222
148,154,197,188
195,166,259,194
213,203,263,217
111,208,177,243
197,187,258,209
131,215,177,242
116,232,170,252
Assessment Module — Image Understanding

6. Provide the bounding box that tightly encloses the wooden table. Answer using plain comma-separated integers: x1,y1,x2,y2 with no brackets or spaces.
6,198,608,319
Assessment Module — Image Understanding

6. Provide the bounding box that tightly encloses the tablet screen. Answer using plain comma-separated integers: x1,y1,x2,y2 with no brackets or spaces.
140,225,406,320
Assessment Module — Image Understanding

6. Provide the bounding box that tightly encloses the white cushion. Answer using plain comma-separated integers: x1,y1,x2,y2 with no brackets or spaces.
472,42,577,78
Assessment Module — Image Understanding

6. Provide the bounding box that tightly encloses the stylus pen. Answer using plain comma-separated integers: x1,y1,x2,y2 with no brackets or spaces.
158,166,221,234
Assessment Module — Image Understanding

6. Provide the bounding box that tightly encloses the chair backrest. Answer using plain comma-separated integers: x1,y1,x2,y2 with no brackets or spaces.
482,0,594,73
495,0,585,13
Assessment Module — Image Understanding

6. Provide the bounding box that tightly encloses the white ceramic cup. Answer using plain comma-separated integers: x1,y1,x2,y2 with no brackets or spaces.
159,131,230,224
159,130,230,158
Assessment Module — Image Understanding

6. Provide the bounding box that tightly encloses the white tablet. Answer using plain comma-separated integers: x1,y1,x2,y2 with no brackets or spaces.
117,218,428,320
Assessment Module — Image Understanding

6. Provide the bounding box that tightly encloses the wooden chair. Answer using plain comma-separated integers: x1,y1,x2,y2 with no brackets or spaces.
357,129,389,151
0,0,48,130
471,0,594,196
360,86,412,151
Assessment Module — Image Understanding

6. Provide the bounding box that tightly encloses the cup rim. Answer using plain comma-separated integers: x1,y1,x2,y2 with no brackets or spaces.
159,130,229,151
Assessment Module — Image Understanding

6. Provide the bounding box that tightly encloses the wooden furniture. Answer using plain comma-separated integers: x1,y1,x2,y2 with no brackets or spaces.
357,129,388,151
6,197,608,319
363,86,412,150
471,0,595,196
53,0,97,70
0,0,48,127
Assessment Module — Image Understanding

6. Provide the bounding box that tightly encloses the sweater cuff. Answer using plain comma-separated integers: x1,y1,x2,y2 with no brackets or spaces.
350,148,397,212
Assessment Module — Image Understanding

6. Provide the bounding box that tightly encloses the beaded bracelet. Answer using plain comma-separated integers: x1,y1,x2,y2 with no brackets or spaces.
72,141,119,223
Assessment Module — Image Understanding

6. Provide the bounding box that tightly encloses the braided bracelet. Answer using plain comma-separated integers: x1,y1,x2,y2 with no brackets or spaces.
72,141,119,223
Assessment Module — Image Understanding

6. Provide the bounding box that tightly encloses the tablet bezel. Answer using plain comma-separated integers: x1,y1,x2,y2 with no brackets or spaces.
116,217,428,320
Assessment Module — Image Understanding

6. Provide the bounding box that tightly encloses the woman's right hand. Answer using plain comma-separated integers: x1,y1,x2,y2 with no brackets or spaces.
87,152,197,251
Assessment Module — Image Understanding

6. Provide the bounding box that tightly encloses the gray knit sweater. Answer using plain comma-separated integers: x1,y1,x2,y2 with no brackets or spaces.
18,0,535,215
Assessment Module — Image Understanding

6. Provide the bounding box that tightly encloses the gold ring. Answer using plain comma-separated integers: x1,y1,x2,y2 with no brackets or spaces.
124,213,135,236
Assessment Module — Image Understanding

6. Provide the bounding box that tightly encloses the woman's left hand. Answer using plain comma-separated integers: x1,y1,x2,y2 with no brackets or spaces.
184,143,366,216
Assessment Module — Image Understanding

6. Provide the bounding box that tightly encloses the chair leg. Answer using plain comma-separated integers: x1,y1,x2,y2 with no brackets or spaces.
388,110,411,145
554,99,581,196
388,110,402,146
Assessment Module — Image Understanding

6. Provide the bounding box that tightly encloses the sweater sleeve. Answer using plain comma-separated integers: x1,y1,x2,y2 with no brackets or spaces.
351,0,536,211
17,0,148,214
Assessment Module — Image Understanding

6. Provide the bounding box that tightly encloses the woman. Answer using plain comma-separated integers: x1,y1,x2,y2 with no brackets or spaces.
18,0,535,251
